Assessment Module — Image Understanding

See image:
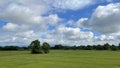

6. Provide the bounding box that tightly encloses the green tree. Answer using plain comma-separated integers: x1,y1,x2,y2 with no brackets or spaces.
86,45,93,50
96,44,104,50
71,45,77,50
42,42,50,54
54,44,63,49
29,40,42,54
110,45,118,51
103,43,110,50
63,46,71,50
118,43,120,50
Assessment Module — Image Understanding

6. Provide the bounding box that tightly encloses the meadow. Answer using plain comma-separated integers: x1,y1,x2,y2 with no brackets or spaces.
0,50,120,68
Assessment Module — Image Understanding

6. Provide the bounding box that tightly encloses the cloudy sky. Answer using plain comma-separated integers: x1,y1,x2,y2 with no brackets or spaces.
0,0,120,46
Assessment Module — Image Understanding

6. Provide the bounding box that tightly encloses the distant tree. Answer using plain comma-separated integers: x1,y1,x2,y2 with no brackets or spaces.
96,44,104,50
19,46,29,50
42,42,50,54
103,43,110,50
71,45,77,50
110,45,118,51
2,46,19,50
0,46,3,50
86,45,93,50
63,46,71,50
78,46,86,50
118,43,120,50
93,45,97,50
54,44,63,49
29,40,42,54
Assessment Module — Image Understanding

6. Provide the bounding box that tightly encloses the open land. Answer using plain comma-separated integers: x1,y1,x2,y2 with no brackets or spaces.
0,50,120,68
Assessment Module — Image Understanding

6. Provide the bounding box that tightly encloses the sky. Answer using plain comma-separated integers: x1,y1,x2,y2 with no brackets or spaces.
0,0,120,46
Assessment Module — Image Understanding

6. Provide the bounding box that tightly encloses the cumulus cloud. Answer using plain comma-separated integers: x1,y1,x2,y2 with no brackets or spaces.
2,23,30,32
0,3,61,37
0,4,39,24
0,0,120,45
76,18,89,28
93,34,119,45
3,23,19,31
0,29,40,46
89,3,120,34
44,25,94,45
0,0,62,45
95,35,115,41
43,14,62,26
15,30,37,38
0,4,61,25
52,0,94,10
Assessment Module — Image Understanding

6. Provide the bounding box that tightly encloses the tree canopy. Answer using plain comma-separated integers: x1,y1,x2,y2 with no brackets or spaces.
42,42,50,54
29,40,42,54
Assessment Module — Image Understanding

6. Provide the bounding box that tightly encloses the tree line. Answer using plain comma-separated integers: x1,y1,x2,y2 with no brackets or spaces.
0,40,50,54
52,43,120,51
0,46,28,51
0,42,120,51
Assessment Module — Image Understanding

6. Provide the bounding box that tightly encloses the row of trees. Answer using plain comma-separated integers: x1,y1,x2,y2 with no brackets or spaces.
0,46,28,51
52,43,120,51
0,42,120,51
0,40,50,54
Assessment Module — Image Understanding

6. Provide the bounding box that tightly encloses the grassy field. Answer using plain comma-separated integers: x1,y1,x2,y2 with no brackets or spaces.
0,50,120,68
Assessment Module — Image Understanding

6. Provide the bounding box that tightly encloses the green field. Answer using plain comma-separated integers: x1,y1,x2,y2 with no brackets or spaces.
0,50,120,68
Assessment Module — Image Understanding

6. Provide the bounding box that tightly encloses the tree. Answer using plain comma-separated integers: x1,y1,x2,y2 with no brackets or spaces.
42,42,50,54
93,45,97,50
54,44,63,49
103,43,110,50
118,43,120,50
110,45,118,51
29,40,42,54
86,45,93,50
96,44,104,50
2,46,19,51
78,46,86,50
71,45,77,50
63,46,71,50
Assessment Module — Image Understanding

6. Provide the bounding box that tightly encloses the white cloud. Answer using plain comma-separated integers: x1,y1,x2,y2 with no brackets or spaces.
0,0,120,46
0,4,43,24
47,14,61,25
76,18,89,27
0,0,95,13
0,29,40,45
15,30,37,38
89,3,120,34
0,0,61,26
93,34,118,45
52,0,94,10
95,35,115,41
18,0,52,15
0,0,62,45
0,2,61,32
2,23,31,32
44,25,94,45
3,23,18,31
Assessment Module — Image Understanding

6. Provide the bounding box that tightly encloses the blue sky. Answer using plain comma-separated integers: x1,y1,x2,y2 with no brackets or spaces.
0,0,120,46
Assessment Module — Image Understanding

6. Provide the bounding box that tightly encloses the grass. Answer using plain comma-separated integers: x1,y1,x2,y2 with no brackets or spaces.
0,50,120,68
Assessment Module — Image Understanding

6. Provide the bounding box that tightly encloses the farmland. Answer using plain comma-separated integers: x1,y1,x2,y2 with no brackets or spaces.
0,50,120,68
